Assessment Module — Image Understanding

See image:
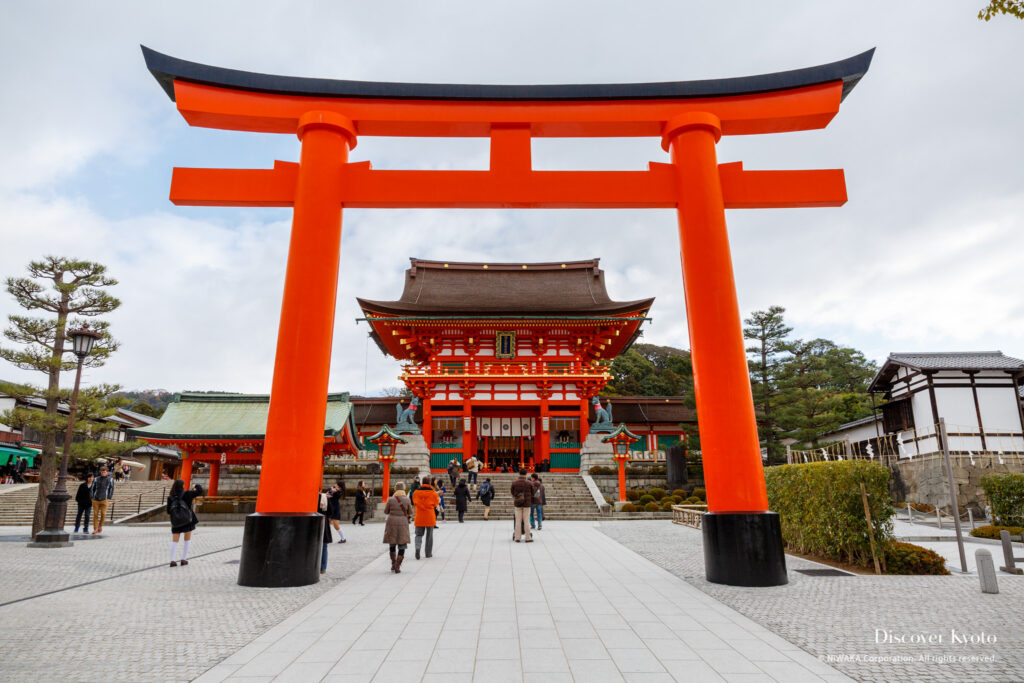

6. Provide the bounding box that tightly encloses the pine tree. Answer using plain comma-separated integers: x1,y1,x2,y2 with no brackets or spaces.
0,257,121,538
743,306,792,463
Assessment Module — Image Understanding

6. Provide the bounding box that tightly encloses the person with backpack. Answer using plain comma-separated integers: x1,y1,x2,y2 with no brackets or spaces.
454,478,471,523
530,474,546,531
167,479,204,567
510,469,534,543
477,478,495,520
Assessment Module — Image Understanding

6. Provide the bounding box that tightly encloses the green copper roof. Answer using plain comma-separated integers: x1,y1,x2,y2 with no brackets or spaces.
127,392,355,441
600,423,641,443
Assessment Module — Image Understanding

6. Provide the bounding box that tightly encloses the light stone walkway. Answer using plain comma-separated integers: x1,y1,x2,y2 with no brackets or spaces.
600,521,1024,683
0,524,383,682
198,521,851,683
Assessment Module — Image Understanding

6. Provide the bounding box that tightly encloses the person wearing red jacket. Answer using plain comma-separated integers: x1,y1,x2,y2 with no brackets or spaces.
412,477,440,560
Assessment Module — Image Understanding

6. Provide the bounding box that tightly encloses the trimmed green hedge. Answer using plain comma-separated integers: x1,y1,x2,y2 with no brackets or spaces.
884,542,949,575
981,473,1024,526
766,460,894,569
970,524,1024,540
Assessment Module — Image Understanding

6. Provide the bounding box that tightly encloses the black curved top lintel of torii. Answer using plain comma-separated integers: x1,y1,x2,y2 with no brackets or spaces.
141,45,874,105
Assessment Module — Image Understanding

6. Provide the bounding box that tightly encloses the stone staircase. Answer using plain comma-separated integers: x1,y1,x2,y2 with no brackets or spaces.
432,473,603,521
0,481,172,527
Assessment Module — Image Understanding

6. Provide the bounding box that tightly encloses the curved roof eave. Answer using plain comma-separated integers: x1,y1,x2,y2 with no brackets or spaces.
142,45,874,104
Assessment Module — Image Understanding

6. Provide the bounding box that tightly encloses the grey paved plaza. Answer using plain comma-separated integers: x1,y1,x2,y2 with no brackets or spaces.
0,520,1020,682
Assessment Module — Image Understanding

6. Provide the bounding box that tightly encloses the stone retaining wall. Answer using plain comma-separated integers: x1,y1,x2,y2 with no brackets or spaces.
893,454,1024,513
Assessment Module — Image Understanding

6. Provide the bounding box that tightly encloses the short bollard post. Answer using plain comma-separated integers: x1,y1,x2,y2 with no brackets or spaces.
999,529,1023,575
976,549,998,594
967,508,974,530
907,502,913,524
935,507,942,530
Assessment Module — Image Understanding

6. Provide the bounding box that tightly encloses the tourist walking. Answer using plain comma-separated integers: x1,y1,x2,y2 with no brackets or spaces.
319,489,333,574
477,478,495,520
74,473,93,533
167,479,204,567
14,455,27,483
510,469,534,542
325,485,346,542
530,474,546,530
465,455,480,487
412,478,440,559
352,481,367,525
454,479,471,523
90,465,115,534
436,481,447,523
383,482,412,572
326,484,346,543
447,458,460,487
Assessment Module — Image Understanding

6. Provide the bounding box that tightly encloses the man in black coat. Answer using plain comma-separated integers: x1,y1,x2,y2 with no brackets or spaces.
74,474,94,533
454,479,472,523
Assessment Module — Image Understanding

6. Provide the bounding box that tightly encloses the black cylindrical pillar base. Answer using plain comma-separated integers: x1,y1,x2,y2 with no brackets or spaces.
702,511,788,587
238,513,323,587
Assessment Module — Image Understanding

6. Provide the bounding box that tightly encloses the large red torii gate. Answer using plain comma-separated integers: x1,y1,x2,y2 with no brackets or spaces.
143,46,872,587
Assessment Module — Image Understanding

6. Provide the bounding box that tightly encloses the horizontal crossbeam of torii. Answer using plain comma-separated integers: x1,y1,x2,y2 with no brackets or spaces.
142,46,873,588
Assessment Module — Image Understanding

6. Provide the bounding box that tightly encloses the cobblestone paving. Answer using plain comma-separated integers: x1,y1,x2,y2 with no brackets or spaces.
598,521,1024,683
0,523,382,682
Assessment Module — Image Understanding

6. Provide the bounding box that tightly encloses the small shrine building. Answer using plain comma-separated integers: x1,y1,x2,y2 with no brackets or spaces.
128,392,359,495
358,258,693,472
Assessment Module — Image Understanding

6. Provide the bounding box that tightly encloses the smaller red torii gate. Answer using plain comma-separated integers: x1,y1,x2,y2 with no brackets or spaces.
143,46,872,587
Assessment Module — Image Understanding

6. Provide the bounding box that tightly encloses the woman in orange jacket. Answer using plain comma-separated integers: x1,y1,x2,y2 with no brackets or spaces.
412,477,440,560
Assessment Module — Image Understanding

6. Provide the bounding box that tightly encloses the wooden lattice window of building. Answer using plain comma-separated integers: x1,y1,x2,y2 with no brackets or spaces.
882,398,914,433
440,361,465,374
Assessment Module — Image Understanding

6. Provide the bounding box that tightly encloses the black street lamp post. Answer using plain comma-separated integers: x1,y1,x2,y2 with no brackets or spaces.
29,325,101,548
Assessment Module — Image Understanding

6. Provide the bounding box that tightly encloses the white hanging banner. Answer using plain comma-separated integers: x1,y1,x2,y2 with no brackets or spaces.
500,417,513,437
520,417,533,436
478,417,492,437
509,417,522,437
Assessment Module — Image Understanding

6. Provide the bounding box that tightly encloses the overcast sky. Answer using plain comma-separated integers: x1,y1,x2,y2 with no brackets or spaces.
1,2,1021,396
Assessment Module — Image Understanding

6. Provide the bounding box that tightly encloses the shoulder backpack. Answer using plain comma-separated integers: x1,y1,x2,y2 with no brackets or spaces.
533,485,542,503
168,496,193,527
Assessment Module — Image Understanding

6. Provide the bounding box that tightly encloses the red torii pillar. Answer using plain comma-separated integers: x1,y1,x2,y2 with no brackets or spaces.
142,45,872,588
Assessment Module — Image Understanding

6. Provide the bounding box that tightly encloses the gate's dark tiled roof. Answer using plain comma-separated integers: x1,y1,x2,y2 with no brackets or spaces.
357,258,653,317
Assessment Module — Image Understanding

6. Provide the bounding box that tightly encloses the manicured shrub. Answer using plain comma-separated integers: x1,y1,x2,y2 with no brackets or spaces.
970,525,1024,540
981,473,1024,526
672,489,687,499
685,496,701,504
884,542,949,575
691,488,706,500
660,499,675,510
638,494,655,505
909,502,935,514
765,460,894,569
620,503,637,512
648,488,667,501
643,502,660,512
588,466,615,475
625,490,641,502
